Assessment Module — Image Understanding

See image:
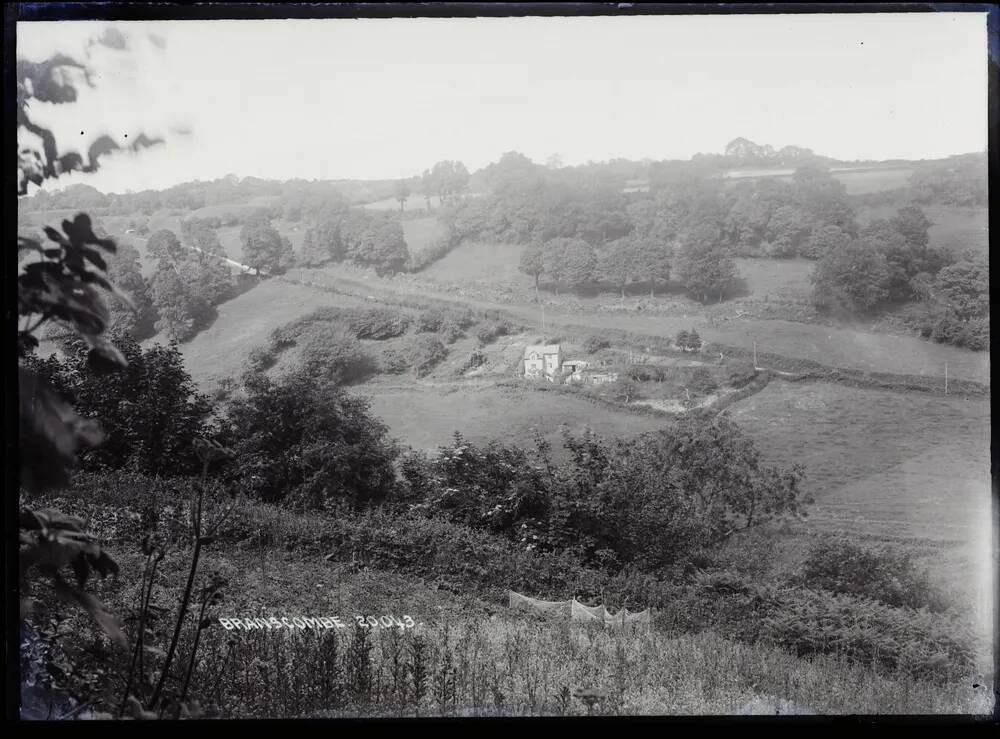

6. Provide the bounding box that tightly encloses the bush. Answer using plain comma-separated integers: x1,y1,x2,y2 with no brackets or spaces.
221,372,399,510
298,327,378,385
476,320,514,345
342,308,411,340
416,309,468,343
961,317,990,351
726,359,758,388
378,335,449,377
583,335,612,354
797,538,951,613
687,367,718,394
246,346,278,373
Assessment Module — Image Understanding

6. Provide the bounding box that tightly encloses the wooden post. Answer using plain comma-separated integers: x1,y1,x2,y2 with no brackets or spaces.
753,341,758,368
945,362,948,395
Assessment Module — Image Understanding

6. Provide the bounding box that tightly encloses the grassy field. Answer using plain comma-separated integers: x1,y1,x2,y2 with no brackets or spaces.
167,278,372,387
726,379,992,628
857,204,987,255
362,193,442,212
723,166,915,195
401,216,448,255
353,379,668,455
733,257,814,303
419,240,528,284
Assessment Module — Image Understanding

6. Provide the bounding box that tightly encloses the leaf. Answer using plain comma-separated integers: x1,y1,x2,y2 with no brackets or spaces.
87,345,126,375
19,367,105,491
52,577,127,650
80,246,107,271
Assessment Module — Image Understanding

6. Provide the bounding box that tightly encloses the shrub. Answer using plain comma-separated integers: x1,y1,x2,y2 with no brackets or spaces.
221,372,398,510
378,335,449,377
476,320,513,345
726,359,758,388
583,335,611,354
687,367,717,394
416,310,467,343
797,538,951,613
298,327,378,385
342,308,411,340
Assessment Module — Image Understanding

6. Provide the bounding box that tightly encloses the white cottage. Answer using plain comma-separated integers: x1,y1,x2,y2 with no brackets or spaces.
523,344,563,380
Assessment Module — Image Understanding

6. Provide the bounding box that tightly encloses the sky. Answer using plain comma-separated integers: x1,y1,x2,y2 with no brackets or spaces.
17,12,989,193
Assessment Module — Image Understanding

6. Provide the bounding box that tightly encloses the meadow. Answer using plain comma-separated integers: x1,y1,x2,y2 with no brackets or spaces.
401,216,448,255
354,378,669,455
723,165,916,195
856,204,988,255
726,379,993,632
168,278,373,387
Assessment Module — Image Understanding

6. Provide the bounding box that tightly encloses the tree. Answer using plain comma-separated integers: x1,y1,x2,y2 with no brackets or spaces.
147,228,186,264
239,220,287,275
766,205,813,258
350,215,409,275
149,262,211,341
519,240,546,299
429,160,470,205
609,376,640,404
629,234,672,297
891,205,931,251
105,239,156,338
791,165,857,233
674,224,739,303
221,371,399,510
393,179,412,212
28,332,213,476
810,238,891,314
934,257,988,320
597,236,640,299
420,169,434,211
800,224,850,260
543,237,595,293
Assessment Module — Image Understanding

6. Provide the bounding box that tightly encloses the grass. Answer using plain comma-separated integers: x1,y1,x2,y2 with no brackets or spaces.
352,379,668,455
401,216,448,255
857,204,987,255
362,194,443,212
723,166,916,195
419,240,528,284
167,279,373,387
725,380,993,631
733,257,814,303
28,473,996,718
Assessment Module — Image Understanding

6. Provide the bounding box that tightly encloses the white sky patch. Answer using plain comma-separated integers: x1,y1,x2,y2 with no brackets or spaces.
17,12,988,193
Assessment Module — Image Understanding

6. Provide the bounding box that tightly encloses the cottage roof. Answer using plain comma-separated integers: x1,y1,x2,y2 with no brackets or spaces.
523,344,561,359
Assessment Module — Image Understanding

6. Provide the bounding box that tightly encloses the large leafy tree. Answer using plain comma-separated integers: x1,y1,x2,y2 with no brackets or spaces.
933,256,989,321
597,236,641,299
104,238,156,338
766,205,814,258
25,333,213,476
800,224,850,260
239,220,293,275
518,240,546,298
542,237,596,293
810,237,891,314
674,223,739,303
631,235,672,297
221,371,399,510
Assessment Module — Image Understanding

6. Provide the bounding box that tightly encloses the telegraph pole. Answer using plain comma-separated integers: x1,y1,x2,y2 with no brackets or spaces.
753,341,758,368
945,362,949,395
